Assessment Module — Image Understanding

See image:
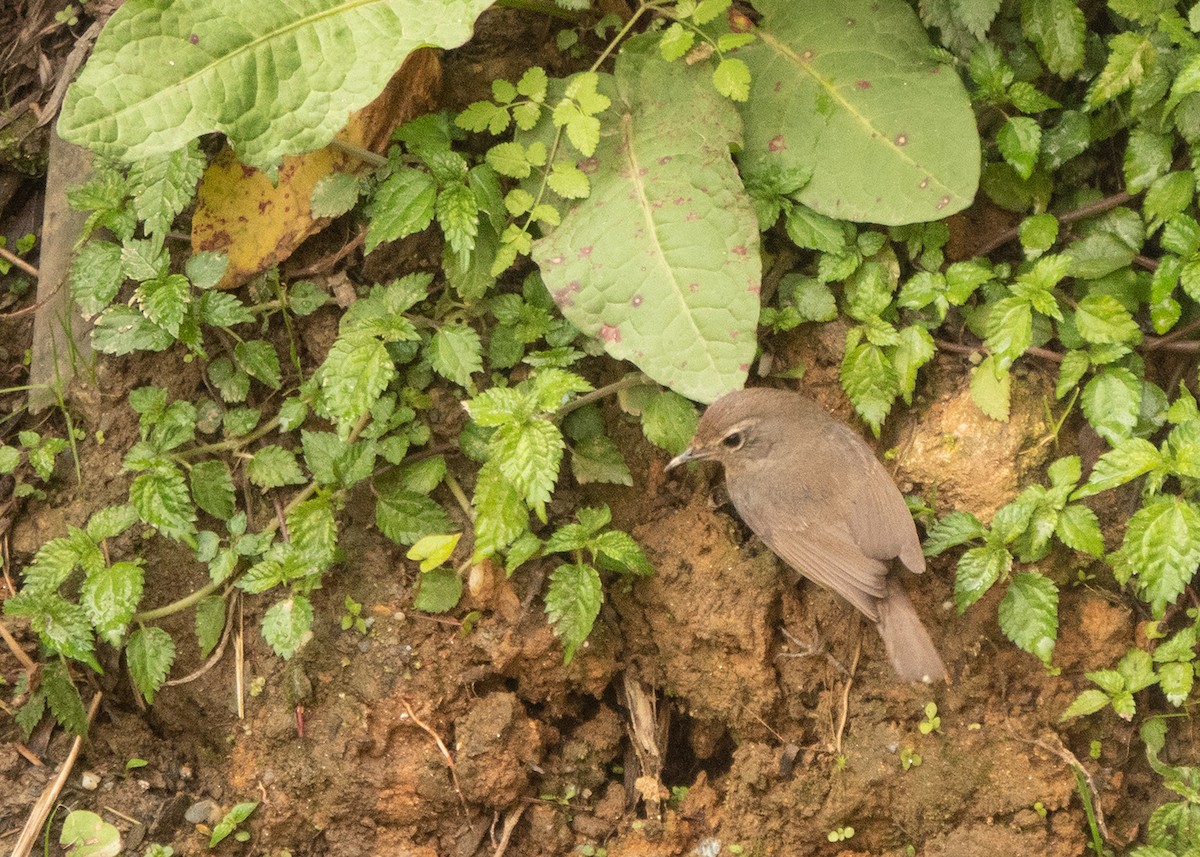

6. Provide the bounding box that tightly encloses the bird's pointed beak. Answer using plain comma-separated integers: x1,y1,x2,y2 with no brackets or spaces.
665,447,702,471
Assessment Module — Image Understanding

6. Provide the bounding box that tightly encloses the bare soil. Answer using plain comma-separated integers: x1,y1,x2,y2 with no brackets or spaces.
0,6,1174,857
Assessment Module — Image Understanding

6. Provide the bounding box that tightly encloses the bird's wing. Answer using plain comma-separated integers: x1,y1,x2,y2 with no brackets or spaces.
834,428,926,573
749,514,888,623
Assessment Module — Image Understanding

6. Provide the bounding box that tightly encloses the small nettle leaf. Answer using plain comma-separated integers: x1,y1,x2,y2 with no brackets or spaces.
1087,31,1154,108
246,445,306,489
413,566,463,613
841,338,899,436
997,571,1057,664
1073,438,1164,499
428,323,483,388
407,533,462,572
195,595,226,658
309,172,359,218
1074,294,1142,345
545,561,603,663
1123,127,1172,194
130,465,197,544
288,497,337,572
92,306,175,355
87,504,139,543
190,459,236,520
366,168,438,254
1110,497,1200,616
492,418,565,510
997,116,1042,180
302,431,377,488
954,544,1011,612
376,490,453,546
186,251,229,290
590,530,653,576
126,625,175,703
923,511,986,556
317,332,397,434
570,434,633,486
127,140,205,236
43,660,90,736
1081,366,1142,446
261,594,314,659
1060,688,1111,721
472,459,528,557
983,296,1033,370
82,561,145,647
641,391,700,456
234,340,282,390
71,239,124,318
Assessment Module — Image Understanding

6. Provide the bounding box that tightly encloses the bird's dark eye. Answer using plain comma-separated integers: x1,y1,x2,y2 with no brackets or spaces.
721,431,744,450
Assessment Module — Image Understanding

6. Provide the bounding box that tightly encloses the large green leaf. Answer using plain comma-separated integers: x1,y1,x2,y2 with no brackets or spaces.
59,0,495,169
533,38,760,403
736,0,980,225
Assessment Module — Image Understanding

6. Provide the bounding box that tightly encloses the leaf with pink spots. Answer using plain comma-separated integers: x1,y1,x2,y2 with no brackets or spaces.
736,0,980,225
532,36,759,404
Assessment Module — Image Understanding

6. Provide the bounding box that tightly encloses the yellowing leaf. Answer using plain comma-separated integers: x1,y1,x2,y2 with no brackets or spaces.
191,50,441,288
407,533,462,572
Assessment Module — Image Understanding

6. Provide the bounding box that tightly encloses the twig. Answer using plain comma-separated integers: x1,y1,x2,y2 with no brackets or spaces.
163,594,237,687
832,638,862,756
1021,731,1110,841
973,189,1136,258
400,698,468,814
491,802,527,857
0,245,37,278
9,691,103,857
0,617,37,673
554,373,651,420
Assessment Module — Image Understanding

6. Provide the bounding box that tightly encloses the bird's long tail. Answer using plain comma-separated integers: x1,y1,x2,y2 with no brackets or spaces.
875,578,947,683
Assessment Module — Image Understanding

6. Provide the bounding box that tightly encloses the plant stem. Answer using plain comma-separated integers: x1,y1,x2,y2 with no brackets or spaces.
555,373,651,419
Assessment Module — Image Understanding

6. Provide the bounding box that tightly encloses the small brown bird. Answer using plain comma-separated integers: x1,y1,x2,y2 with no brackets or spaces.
667,388,946,683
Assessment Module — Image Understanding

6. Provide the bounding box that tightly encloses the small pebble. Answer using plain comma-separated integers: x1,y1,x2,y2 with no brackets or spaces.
185,799,218,825
80,771,100,791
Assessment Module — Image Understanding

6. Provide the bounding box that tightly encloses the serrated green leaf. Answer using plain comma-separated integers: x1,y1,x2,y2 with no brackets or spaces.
428,323,483,387
42,660,89,735
570,434,633,486
998,571,1057,663
545,561,602,663
413,566,463,612
983,296,1032,370
1124,127,1172,194
301,430,376,487
127,140,205,236
997,117,1041,180
660,22,695,61
923,510,986,556
1074,294,1142,345
126,625,175,702
87,504,139,542
310,171,359,218
472,459,528,556
1110,497,1200,615
366,168,437,253
954,544,1011,612
1073,438,1163,499
642,391,700,455
1081,366,1141,446
130,466,197,543
712,57,751,101
81,561,144,647
190,459,236,520
60,0,495,170
1021,0,1085,78
492,418,564,509
840,339,899,435
92,306,175,355
376,490,453,546
317,332,397,433
591,529,653,576
246,444,306,489
1088,32,1154,108
195,595,227,658
738,0,979,224
71,240,124,318
1059,688,1112,721
261,594,314,658
234,340,282,390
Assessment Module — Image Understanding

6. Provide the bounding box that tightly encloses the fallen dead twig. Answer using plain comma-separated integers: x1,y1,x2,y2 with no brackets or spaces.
490,801,526,857
400,698,467,815
9,691,103,857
